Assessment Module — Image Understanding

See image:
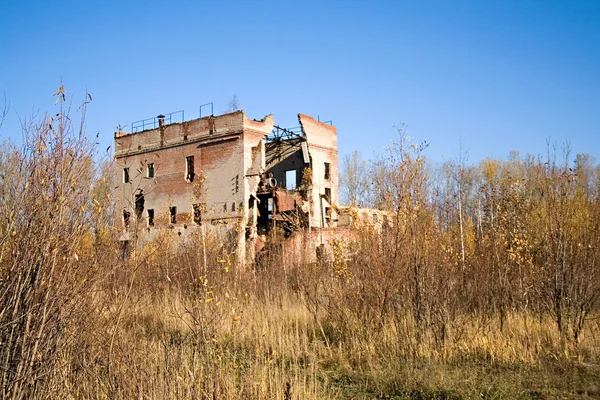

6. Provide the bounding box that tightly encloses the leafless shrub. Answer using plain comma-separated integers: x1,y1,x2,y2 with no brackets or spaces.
1,87,599,398
0,84,113,398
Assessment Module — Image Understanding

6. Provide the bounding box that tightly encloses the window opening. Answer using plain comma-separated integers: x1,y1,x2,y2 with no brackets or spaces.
120,240,130,260
123,168,129,183
147,209,154,227
193,204,202,225
285,169,297,190
122,210,130,229
324,187,331,203
267,198,273,219
147,163,154,178
316,244,325,263
185,156,195,182
324,162,331,179
134,190,144,218
170,206,177,224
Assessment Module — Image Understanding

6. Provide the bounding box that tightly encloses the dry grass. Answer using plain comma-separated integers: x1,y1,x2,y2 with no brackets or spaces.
49,257,599,399
2,90,600,398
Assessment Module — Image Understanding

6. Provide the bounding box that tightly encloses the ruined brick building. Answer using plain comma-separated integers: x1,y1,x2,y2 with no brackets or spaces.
114,110,340,264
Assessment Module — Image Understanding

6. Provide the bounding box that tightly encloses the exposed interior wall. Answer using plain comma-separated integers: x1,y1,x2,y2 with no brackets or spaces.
242,114,273,264
266,149,305,190
298,114,339,228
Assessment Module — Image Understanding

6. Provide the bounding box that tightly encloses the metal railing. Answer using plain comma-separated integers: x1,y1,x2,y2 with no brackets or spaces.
130,105,331,134
317,115,333,125
131,110,185,133
199,102,214,118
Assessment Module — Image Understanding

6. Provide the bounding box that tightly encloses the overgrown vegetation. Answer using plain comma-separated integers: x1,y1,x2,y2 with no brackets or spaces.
0,90,599,398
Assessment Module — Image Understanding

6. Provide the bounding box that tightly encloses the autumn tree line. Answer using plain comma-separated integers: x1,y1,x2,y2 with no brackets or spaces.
337,130,600,344
0,90,598,398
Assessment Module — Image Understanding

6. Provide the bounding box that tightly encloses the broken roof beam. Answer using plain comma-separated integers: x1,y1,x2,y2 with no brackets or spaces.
266,125,305,143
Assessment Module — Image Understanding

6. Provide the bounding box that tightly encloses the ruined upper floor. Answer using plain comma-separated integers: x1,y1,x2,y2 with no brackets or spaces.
114,110,274,158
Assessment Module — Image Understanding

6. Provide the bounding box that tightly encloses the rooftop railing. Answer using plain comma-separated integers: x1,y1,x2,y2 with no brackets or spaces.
131,110,185,133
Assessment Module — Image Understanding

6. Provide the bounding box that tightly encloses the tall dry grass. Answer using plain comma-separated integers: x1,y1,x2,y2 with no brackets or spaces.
0,89,599,398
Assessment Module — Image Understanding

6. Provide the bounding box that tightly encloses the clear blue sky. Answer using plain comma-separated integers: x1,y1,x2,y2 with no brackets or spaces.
1,0,599,165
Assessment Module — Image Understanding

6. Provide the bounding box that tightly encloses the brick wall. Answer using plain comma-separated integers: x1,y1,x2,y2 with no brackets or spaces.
298,114,339,227
114,111,275,264
113,110,347,266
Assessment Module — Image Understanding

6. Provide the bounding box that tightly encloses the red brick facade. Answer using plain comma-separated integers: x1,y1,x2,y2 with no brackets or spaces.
114,110,339,265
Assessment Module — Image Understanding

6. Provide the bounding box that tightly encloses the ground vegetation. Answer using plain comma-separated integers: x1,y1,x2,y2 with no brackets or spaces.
0,90,599,399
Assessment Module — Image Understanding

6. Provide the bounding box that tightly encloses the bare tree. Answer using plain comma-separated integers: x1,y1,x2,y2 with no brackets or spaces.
0,93,8,130
227,94,240,112
0,84,108,398
340,150,368,206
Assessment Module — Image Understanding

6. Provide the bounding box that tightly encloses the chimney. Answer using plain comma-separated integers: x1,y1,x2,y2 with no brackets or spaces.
157,114,165,147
